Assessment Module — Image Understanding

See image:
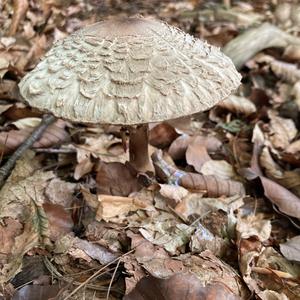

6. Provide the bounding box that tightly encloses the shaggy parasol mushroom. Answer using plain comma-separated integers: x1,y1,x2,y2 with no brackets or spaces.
18,16,241,172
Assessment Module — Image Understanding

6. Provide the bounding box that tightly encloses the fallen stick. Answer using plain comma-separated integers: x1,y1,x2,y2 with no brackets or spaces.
223,23,300,70
0,114,56,190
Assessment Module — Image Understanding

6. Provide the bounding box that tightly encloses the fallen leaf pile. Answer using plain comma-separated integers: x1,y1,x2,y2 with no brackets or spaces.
0,1,300,299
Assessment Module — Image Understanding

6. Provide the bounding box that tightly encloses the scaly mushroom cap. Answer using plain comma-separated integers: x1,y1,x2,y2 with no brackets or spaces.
19,17,241,125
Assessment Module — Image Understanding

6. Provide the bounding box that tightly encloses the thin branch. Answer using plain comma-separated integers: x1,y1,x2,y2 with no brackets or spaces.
0,114,56,190
106,259,121,300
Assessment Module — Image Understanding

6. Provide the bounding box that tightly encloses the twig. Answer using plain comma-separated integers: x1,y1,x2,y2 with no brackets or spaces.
106,258,121,300
62,250,134,300
34,148,76,154
0,114,56,190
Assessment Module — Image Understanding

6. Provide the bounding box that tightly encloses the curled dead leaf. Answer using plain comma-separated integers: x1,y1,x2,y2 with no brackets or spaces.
153,150,245,197
149,122,179,148
179,173,245,197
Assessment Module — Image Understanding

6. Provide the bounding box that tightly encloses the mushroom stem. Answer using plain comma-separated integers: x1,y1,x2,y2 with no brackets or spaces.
129,124,153,172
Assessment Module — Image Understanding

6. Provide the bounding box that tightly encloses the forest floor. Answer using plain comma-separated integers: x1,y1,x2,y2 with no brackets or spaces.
0,0,300,299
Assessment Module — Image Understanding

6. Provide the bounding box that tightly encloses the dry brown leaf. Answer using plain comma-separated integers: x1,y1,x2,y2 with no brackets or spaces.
159,184,189,203
96,194,153,223
292,81,300,109
96,161,140,196
200,160,236,180
43,202,73,241
12,285,60,300
0,218,23,260
71,236,118,264
268,111,297,150
186,142,211,172
127,232,185,279
81,186,98,209
284,45,300,61
237,212,300,299
259,290,289,300
0,119,70,154
229,136,253,168
248,135,300,218
123,257,146,295
168,134,192,160
0,56,10,79
260,147,300,197
124,273,240,300
169,135,222,160
0,151,81,282
269,58,300,83
190,223,228,257
175,194,244,220
45,178,76,208
286,139,300,154
237,214,271,242
0,40,30,76
4,103,41,120
14,34,47,72
0,104,13,115
260,146,283,179
126,233,247,298
181,251,249,298
243,246,300,299
149,122,179,148
218,95,257,115
85,221,123,252
280,235,300,263
8,0,29,36
244,168,300,219
11,117,41,129
0,80,19,100
77,132,128,163
0,152,53,283
73,148,94,180
139,221,193,255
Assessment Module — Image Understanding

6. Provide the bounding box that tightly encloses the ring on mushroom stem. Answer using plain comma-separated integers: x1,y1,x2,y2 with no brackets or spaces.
18,16,241,172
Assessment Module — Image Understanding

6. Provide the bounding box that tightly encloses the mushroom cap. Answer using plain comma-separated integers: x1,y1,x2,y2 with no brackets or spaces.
19,17,241,125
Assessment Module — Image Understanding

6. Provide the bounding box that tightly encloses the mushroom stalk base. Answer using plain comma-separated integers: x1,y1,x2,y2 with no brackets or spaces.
129,124,153,172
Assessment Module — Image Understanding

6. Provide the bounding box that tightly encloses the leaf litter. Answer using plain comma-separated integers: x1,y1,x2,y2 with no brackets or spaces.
0,1,300,299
